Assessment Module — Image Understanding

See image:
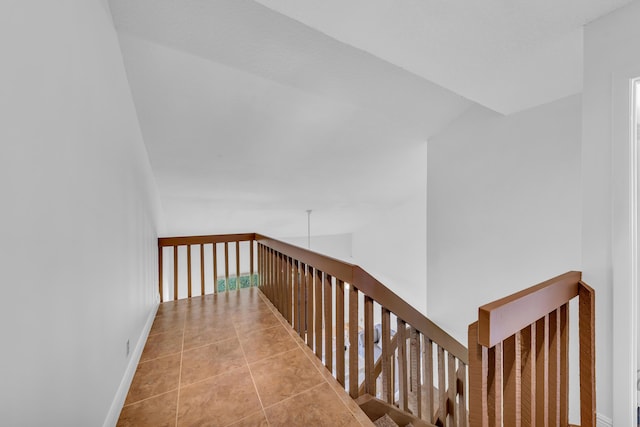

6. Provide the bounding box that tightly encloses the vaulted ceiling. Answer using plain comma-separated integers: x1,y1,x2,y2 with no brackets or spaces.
108,0,630,237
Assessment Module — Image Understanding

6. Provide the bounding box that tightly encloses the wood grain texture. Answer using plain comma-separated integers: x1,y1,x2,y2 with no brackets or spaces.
364,296,374,395
478,271,581,347
324,274,333,373
315,268,323,359
224,242,229,289
578,282,596,427
468,322,488,427
159,233,255,247
535,315,549,426
437,345,446,426
448,352,457,427
398,318,408,412
293,260,300,334
458,363,467,427
250,239,254,286
200,244,205,295
382,308,392,403
548,310,559,427
187,245,192,298
349,284,359,398
306,265,314,350
173,246,178,301
213,243,218,294
520,324,535,427
336,279,345,387
235,241,240,287
409,327,421,418
503,333,521,427
158,246,163,302
423,335,434,424
487,344,502,427
559,304,569,426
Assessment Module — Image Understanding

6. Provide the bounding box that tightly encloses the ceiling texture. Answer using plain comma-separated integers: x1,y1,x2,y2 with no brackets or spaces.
108,0,630,237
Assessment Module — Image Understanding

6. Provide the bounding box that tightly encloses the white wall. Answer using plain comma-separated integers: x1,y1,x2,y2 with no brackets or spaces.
0,2,161,426
427,95,582,344
582,2,640,422
280,233,353,262
351,187,427,314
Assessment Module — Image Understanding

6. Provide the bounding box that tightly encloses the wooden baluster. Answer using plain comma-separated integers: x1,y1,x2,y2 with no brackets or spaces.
306,266,314,350
235,241,240,290
458,362,467,427
224,242,229,291
559,304,569,426
397,318,408,412
521,324,535,427
409,327,421,418
487,344,502,427
349,285,359,398
288,257,293,323
158,245,163,302
438,345,446,425
423,335,434,424
364,295,374,395
468,322,488,427
503,333,521,427
277,253,283,313
336,279,345,387
324,274,333,373
578,282,596,427
293,260,300,334
213,243,218,294
315,269,323,360
284,256,290,321
382,308,392,403
535,315,549,425
200,243,205,296
173,245,178,301
548,309,560,427
187,245,192,298
300,263,308,340
448,352,458,427
250,239,254,286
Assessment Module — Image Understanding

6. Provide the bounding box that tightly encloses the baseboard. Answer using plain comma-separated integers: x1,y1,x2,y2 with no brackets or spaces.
102,302,159,427
596,412,613,427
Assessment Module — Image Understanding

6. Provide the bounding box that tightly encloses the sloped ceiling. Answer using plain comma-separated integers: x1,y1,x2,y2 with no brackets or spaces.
108,0,630,237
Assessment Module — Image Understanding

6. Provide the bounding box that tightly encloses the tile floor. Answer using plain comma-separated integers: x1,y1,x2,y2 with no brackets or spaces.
117,287,374,427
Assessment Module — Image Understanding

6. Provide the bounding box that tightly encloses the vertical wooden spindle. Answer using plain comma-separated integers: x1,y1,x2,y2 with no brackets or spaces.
324,274,333,373
306,265,314,350
348,285,358,398
398,319,408,412
336,279,345,387
158,245,163,302
559,303,569,426
548,309,560,427
187,245,192,298
521,324,535,427
200,243,205,296
315,269,323,360
468,322,488,427
382,308,392,403
173,245,178,301
487,344,503,427
235,241,240,290
423,335,434,424
213,243,218,294
438,345,446,425
448,352,458,427
224,242,229,291
578,282,596,427
535,315,549,424
250,239,254,286
364,295,374,395
503,333,521,427
409,327,422,418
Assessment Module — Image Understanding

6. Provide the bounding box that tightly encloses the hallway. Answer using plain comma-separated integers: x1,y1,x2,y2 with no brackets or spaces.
117,287,373,426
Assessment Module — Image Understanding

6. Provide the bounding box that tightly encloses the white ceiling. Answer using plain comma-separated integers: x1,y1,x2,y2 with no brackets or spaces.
108,0,631,237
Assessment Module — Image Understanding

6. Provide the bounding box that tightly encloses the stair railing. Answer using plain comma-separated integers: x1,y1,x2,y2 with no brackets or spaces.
256,234,468,426
467,271,596,426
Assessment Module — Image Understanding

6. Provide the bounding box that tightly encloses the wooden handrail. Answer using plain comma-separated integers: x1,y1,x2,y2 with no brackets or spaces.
478,271,581,347
255,233,468,364
158,232,255,247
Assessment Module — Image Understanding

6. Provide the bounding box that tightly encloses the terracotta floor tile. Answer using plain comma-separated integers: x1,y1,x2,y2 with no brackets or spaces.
239,324,297,363
249,347,324,407
125,353,181,405
264,383,359,426
225,410,269,427
234,310,281,333
177,366,261,427
150,310,186,335
117,390,177,427
180,337,245,386
183,323,238,350
140,328,184,362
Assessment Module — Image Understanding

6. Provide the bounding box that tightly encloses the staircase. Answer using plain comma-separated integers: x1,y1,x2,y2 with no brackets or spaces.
157,233,596,426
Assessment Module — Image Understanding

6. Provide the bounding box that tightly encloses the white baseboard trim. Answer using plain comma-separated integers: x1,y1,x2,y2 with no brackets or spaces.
596,412,613,427
102,302,159,427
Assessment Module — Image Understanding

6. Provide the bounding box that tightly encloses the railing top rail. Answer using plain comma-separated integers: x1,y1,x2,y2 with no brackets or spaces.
478,271,582,347
256,233,468,364
158,233,256,247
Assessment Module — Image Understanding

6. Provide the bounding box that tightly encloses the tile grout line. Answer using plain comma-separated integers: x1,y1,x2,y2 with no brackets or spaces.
234,318,271,427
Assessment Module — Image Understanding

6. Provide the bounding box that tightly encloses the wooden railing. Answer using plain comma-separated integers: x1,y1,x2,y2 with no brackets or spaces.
157,233,256,301
467,271,596,427
256,234,468,426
